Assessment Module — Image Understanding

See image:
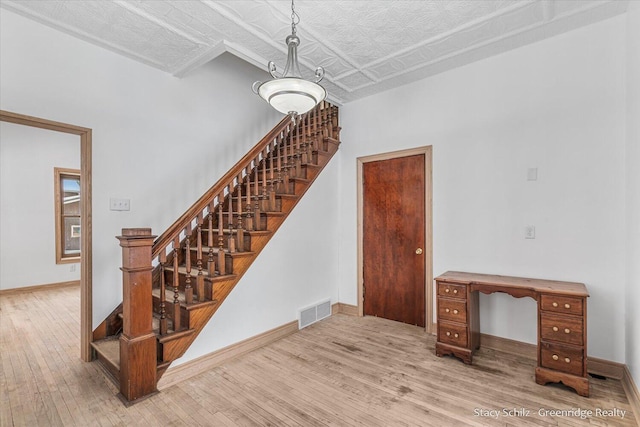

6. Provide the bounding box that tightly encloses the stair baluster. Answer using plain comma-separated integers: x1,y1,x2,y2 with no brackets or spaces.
301,113,309,164
196,213,205,301
184,223,193,304
261,148,268,210
207,207,215,277
312,104,319,152
252,158,261,225
293,117,300,177
159,250,168,335
235,175,244,252
283,126,291,192
217,196,226,275
276,133,284,193
268,140,277,211
172,236,181,331
227,185,236,253
322,102,328,139
245,165,254,232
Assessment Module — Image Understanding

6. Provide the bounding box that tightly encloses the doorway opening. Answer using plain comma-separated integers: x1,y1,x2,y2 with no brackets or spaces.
0,110,93,361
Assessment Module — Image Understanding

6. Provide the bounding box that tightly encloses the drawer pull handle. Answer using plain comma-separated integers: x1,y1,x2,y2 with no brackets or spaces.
564,328,570,334
453,289,458,294
552,326,558,332
453,309,459,315
445,308,450,313
552,302,558,307
564,303,571,309
446,332,451,336
552,354,559,361
565,357,571,363
445,289,450,293
454,333,459,338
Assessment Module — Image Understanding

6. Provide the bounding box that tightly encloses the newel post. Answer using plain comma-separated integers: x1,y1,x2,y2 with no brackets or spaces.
116,228,157,403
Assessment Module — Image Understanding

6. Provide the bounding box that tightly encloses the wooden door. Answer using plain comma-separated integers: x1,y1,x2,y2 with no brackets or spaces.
363,154,425,327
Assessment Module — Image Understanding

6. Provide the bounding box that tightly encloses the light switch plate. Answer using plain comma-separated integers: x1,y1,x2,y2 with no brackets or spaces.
110,198,130,211
525,225,536,239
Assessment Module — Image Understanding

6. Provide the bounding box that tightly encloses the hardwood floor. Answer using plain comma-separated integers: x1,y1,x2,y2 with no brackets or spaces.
1,285,636,426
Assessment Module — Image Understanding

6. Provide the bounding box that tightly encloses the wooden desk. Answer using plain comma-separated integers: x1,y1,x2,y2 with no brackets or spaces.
434,271,589,397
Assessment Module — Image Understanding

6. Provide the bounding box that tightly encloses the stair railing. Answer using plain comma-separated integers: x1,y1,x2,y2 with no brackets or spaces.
150,102,336,328
117,101,337,403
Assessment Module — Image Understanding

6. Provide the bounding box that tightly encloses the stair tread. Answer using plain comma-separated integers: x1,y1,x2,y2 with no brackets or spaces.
200,228,272,236
157,327,196,344
182,247,256,256
91,337,120,369
151,312,193,342
152,287,219,309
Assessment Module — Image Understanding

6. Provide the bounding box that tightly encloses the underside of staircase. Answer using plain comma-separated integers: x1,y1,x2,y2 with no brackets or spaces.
91,102,340,403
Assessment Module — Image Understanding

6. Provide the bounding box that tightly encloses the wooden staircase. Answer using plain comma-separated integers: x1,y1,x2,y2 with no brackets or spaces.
91,101,340,403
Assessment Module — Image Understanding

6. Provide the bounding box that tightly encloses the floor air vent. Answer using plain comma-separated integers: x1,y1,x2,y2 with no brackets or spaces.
298,299,331,329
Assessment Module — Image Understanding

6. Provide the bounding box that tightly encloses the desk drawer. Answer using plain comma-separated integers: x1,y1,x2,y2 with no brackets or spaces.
540,295,583,315
438,298,467,323
540,312,583,346
438,321,468,347
540,342,584,376
437,282,466,299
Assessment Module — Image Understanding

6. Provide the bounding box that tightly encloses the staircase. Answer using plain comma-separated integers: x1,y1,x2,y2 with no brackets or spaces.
91,101,340,403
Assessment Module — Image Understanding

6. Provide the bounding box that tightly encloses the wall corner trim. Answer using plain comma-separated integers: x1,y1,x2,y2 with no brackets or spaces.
622,366,640,423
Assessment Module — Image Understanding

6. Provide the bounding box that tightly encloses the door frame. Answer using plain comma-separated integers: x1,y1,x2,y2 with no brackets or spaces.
357,146,433,334
0,110,93,361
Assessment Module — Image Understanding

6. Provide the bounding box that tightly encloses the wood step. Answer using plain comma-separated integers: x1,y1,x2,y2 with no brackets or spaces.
200,228,272,236
182,247,255,257
152,287,219,308
91,337,120,384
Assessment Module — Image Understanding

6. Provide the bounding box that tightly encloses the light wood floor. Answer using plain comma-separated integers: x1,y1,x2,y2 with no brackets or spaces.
1,285,636,426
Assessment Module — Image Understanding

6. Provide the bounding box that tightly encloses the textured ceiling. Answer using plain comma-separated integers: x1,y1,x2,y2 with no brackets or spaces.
0,0,629,104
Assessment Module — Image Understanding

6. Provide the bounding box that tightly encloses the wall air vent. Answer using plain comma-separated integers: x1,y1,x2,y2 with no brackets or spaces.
298,299,332,329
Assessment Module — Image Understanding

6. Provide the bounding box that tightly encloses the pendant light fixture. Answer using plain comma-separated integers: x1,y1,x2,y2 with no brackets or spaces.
252,0,326,118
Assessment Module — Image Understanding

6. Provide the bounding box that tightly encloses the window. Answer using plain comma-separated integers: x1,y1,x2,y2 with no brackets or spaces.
54,168,81,264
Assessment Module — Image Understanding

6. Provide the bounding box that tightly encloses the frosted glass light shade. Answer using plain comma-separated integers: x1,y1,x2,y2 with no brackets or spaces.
257,77,326,115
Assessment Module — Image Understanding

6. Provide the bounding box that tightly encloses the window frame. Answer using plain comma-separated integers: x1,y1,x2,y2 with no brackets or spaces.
54,167,81,264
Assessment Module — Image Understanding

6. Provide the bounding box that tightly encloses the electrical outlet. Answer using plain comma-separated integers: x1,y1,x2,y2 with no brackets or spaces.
110,198,130,211
525,225,536,239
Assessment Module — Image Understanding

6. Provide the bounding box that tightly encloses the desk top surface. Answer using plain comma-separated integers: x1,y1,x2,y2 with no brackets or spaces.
435,271,589,297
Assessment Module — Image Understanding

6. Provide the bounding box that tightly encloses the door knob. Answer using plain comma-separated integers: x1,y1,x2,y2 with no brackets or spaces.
415,248,423,255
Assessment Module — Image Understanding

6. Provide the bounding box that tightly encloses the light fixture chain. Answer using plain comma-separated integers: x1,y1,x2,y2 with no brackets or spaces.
291,0,299,35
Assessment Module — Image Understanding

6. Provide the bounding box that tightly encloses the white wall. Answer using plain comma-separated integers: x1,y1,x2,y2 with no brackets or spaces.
0,9,339,365
625,2,640,385
339,16,627,363
0,122,80,289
